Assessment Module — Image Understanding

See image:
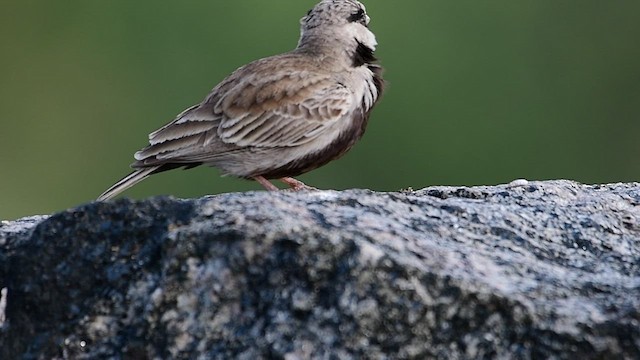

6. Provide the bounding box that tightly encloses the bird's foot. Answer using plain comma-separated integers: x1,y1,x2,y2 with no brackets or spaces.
253,176,279,191
280,177,317,191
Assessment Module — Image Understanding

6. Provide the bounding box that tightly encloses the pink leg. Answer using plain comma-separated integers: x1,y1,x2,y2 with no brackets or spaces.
280,177,316,191
253,176,279,191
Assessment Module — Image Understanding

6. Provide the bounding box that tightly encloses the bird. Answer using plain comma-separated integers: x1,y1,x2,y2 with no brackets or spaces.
98,0,384,200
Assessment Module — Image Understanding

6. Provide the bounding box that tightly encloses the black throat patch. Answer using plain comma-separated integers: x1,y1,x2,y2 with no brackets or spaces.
352,40,376,67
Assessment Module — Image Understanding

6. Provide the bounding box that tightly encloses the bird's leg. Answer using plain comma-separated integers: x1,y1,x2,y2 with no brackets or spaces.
280,177,316,191
253,176,279,191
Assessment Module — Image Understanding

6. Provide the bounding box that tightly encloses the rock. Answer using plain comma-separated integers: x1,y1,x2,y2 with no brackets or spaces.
0,180,639,359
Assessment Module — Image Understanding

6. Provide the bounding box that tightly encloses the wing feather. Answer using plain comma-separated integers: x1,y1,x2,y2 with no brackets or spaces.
146,105,219,144
216,75,353,148
135,133,204,161
133,105,221,162
148,121,216,145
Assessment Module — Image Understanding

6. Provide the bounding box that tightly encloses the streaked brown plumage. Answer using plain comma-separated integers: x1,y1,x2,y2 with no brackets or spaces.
98,0,383,200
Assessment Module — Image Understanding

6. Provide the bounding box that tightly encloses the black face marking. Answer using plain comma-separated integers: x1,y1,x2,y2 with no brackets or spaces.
352,40,376,67
348,8,365,22
368,64,385,97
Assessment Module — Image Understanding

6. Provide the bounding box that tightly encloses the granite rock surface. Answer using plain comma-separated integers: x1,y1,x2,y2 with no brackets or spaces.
1,180,639,359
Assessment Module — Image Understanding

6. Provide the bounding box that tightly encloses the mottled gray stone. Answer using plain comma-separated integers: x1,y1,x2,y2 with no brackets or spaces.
1,180,639,359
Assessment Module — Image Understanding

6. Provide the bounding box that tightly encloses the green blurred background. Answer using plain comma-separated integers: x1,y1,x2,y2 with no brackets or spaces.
1,1,639,220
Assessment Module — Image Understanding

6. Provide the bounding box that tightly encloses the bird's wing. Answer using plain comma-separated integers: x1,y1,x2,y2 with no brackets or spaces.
213,70,353,148
133,60,353,164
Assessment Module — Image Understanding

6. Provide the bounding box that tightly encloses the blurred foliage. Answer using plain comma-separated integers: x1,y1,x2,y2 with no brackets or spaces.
1,1,639,219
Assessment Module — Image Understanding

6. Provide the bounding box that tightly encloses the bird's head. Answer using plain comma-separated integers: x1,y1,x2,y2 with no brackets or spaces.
298,0,377,65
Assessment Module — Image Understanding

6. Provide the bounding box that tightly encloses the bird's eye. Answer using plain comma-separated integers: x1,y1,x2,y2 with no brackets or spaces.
347,9,365,23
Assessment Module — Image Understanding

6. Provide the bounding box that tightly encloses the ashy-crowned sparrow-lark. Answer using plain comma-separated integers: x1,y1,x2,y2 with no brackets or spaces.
98,0,384,200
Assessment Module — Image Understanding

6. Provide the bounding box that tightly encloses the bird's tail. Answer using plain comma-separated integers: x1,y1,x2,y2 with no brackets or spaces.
97,166,160,201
